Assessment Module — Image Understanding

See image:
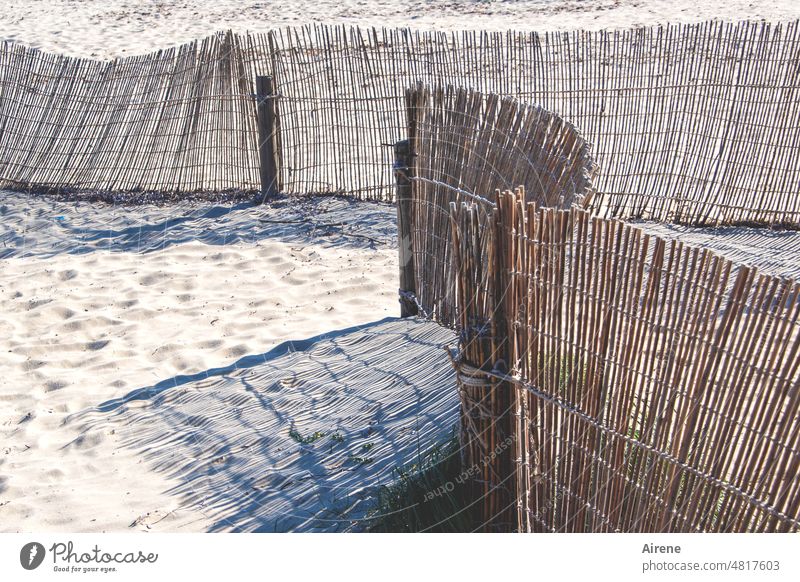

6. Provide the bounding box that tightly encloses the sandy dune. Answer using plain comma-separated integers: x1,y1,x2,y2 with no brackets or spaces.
68,318,457,532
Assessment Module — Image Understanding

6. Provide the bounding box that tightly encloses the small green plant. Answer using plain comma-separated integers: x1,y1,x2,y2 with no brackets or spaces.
347,455,374,465
288,426,327,445
328,432,346,452
360,442,374,452
367,430,480,532
544,354,588,397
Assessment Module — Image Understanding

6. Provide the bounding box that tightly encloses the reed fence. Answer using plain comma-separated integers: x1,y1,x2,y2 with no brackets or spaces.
404,82,800,532
3,20,800,532
403,84,596,327
452,192,800,533
0,32,259,197
1,21,799,225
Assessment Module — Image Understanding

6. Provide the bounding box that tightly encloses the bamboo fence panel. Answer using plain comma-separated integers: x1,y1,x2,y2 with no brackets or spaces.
1,21,799,219
408,82,800,532
258,20,800,221
405,83,595,530
0,32,261,198
448,192,800,532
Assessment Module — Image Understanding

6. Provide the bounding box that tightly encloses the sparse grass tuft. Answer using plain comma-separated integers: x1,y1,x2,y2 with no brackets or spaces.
367,431,480,532
348,455,374,465
288,426,327,445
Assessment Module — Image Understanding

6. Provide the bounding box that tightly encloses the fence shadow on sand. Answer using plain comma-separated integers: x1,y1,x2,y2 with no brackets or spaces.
67,317,458,532
0,191,396,259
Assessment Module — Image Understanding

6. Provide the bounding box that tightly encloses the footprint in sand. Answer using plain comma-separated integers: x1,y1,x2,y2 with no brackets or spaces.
51,306,76,320
44,380,68,392
138,272,168,286
65,431,105,450
21,359,45,372
26,298,53,310
61,320,85,332
225,344,249,358
84,340,110,351
197,339,222,349
57,269,78,281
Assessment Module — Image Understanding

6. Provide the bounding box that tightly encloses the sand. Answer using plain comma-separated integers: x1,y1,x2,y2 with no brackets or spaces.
1,1,799,59
632,221,800,282
0,192,457,532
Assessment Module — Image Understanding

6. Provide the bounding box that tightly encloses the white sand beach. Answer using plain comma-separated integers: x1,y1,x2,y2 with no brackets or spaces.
0,193,457,531
1,1,799,58
3,0,800,534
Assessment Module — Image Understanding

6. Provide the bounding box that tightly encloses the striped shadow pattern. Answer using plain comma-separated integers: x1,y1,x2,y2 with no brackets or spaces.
68,318,458,532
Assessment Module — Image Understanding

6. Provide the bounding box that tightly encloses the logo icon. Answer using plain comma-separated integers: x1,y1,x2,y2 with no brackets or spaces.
20,542,46,570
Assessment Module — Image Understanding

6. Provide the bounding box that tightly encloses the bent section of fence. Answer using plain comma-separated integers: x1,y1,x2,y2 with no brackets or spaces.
404,84,597,327
401,84,597,530
2,21,800,224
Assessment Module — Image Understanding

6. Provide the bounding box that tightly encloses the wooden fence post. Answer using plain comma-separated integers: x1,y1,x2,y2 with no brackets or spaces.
256,76,280,200
450,195,516,532
395,139,418,318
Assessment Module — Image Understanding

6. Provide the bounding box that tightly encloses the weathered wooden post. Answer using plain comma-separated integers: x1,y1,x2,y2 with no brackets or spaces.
256,76,280,200
394,139,418,318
